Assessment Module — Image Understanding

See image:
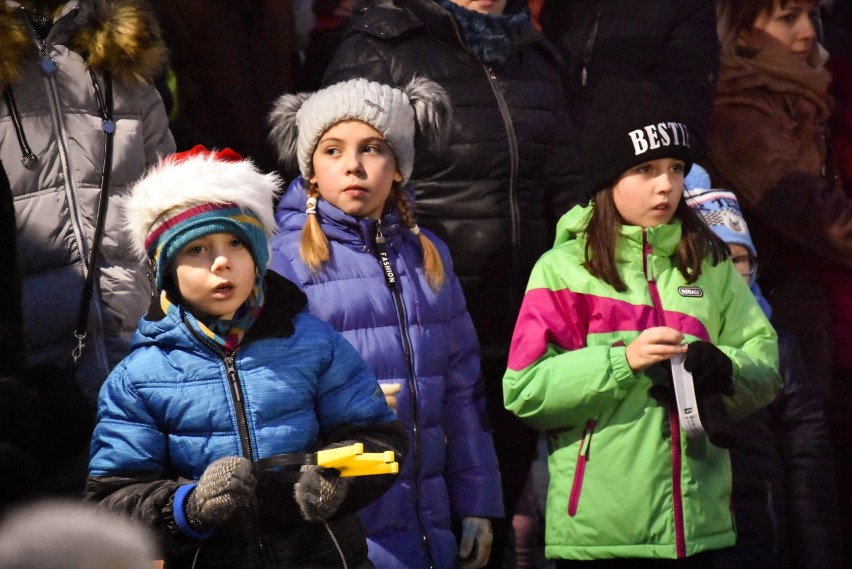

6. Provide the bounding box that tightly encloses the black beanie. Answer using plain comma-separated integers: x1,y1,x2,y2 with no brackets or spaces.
582,78,697,198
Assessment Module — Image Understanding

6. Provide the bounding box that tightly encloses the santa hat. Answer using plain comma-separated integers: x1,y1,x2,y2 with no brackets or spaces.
124,145,282,288
267,76,452,184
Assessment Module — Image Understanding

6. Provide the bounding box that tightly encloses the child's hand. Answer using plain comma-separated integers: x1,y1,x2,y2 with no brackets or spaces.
625,327,687,373
380,383,402,412
184,456,256,531
684,341,734,396
458,516,493,568
294,465,350,523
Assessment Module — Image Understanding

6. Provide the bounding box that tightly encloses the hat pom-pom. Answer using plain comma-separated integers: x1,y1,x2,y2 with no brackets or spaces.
404,76,453,155
268,92,311,173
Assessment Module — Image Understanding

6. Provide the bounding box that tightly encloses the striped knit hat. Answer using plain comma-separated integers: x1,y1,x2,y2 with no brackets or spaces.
125,145,282,289
684,187,756,259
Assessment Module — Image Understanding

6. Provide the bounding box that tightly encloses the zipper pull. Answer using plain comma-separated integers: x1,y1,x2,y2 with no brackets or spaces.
374,222,397,289
581,419,596,461
224,355,242,404
642,231,654,282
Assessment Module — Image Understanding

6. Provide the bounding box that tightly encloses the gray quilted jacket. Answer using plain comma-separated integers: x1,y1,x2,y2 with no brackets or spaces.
0,0,175,402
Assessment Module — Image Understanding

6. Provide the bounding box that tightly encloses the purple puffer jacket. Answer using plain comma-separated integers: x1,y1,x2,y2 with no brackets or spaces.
269,178,504,569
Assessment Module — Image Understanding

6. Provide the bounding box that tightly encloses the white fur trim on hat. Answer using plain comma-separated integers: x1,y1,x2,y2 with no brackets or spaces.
267,76,452,184
124,150,283,257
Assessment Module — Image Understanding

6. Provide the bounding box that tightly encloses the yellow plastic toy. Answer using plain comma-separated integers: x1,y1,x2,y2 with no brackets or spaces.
316,443,399,478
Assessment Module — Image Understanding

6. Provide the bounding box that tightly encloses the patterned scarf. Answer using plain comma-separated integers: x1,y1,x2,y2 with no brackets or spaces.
163,275,266,354
437,0,535,66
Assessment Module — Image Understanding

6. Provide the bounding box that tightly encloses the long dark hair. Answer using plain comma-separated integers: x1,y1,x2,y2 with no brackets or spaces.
584,188,728,292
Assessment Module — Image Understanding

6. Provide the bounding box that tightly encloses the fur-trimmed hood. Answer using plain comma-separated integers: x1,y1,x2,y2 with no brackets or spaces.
0,0,167,89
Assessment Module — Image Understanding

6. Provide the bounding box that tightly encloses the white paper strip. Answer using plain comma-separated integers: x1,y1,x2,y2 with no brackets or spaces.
670,353,705,438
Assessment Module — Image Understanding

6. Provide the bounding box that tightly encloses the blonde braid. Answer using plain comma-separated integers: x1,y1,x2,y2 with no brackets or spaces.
394,187,444,292
299,184,331,273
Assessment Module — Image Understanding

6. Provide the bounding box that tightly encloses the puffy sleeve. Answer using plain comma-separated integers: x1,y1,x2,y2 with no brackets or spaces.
440,253,504,519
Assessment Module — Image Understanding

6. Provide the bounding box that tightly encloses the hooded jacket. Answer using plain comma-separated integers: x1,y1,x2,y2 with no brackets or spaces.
0,0,175,403
704,50,852,397
503,205,781,560
268,178,503,569
86,273,407,569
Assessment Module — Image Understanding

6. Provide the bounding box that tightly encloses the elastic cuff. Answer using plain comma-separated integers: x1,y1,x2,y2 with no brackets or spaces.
173,483,214,540
608,346,635,384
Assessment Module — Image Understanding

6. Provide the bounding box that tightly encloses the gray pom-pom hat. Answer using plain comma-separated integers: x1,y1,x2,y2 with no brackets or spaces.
267,76,452,184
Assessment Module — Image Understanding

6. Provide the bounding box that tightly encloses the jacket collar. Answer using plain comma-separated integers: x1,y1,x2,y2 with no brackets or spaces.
0,0,167,89
140,272,307,351
388,0,557,62
554,203,683,259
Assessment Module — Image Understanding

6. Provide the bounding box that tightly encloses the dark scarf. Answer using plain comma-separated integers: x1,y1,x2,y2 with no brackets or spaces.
437,0,534,66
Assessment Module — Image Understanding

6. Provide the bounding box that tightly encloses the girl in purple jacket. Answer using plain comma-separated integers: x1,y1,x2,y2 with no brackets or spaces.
267,77,504,569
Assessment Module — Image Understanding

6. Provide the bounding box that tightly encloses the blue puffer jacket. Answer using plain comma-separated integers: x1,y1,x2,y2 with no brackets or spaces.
86,274,407,568
268,178,504,569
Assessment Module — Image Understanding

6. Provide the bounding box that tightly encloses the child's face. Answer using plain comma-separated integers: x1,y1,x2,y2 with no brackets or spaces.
729,243,757,284
310,120,402,220
171,232,257,321
738,0,816,59
611,158,685,228
447,0,507,15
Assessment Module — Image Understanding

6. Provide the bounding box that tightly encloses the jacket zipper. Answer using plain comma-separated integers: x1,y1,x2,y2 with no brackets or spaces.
181,313,254,457
374,223,435,569
643,231,687,558
568,419,596,516
581,13,601,86
181,311,268,560
446,9,522,310
483,65,521,306
22,8,110,375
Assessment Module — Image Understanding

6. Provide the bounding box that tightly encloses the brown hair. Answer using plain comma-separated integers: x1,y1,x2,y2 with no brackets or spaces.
583,188,729,291
716,0,818,57
299,181,446,291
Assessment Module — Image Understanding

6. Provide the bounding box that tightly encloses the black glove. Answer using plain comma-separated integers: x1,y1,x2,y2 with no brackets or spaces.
696,391,737,449
647,360,674,402
184,456,256,531
683,341,734,396
294,465,350,523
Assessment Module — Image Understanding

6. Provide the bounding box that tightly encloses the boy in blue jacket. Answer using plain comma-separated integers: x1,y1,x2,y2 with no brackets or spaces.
84,145,407,569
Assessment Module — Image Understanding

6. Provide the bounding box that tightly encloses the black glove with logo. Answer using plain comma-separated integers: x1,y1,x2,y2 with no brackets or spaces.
683,341,734,396
184,456,256,531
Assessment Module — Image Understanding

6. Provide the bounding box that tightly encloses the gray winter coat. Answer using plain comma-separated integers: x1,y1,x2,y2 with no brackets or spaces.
0,0,175,402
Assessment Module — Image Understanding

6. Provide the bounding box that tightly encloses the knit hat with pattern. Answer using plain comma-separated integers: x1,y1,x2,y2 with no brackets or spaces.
684,187,756,259
267,76,452,184
124,145,282,289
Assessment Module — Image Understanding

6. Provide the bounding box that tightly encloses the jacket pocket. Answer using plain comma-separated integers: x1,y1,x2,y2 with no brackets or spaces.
568,419,596,517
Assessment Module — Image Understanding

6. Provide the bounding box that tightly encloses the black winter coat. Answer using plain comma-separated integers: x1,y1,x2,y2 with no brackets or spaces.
712,329,842,569
540,0,719,149
323,0,584,352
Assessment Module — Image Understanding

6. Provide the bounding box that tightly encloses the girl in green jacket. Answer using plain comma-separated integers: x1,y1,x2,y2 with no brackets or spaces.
503,78,781,566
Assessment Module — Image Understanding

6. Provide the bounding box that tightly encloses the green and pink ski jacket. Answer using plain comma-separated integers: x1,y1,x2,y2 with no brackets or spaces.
503,205,781,561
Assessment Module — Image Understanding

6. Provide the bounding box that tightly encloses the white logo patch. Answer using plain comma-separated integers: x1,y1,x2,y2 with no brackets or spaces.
678,286,703,298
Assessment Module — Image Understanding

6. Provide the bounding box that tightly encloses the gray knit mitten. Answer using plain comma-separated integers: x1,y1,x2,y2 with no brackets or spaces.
294,465,350,523
184,456,256,531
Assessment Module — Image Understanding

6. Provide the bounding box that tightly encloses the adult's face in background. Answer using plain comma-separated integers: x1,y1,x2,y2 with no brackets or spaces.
447,0,508,16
